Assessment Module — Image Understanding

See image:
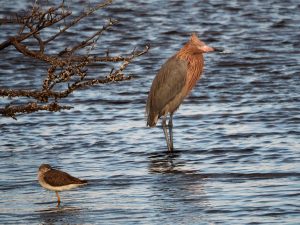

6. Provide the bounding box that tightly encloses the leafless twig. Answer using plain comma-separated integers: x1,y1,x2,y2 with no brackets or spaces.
0,0,149,119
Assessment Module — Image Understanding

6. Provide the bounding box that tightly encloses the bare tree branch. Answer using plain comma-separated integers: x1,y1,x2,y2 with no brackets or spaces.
0,102,73,120
0,0,150,119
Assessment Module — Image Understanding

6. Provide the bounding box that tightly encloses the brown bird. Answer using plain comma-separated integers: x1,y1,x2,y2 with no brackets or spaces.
146,33,221,152
38,164,87,206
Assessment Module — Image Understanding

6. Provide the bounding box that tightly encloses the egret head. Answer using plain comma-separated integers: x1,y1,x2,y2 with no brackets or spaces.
189,33,215,53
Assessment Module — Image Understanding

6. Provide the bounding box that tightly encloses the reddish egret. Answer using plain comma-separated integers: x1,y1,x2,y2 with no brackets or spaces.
38,164,87,206
146,33,219,152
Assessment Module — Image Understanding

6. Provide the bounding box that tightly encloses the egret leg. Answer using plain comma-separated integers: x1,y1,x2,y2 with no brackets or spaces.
56,191,61,207
168,114,174,151
162,116,172,152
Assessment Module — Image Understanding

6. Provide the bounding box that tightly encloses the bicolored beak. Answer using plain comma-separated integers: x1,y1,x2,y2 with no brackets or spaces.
212,46,224,52
199,45,224,53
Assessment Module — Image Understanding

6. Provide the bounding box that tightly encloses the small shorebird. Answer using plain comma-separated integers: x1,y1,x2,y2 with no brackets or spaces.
38,164,87,206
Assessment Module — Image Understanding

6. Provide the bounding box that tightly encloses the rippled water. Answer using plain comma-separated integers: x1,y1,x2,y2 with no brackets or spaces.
1,0,300,224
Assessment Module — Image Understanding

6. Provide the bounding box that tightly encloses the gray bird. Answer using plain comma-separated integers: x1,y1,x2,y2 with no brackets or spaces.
146,33,220,151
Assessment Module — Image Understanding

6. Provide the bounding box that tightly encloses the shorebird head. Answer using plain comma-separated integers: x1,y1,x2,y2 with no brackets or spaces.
39,164,52,173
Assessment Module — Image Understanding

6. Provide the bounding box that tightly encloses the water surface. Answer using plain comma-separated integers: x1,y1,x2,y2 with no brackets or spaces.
0,0,299,224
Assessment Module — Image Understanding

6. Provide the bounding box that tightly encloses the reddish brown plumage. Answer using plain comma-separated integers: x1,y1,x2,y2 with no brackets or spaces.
146,33,215,151
177,51,204,93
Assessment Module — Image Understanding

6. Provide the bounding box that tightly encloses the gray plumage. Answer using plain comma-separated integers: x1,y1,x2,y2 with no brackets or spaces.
146,56,188,127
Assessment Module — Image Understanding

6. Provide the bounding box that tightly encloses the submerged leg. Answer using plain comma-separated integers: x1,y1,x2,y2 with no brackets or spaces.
56,191,61,207
162,116,172,152
168,113,174,151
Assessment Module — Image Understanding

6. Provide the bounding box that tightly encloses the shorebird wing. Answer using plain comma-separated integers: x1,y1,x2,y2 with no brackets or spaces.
44,169,86,187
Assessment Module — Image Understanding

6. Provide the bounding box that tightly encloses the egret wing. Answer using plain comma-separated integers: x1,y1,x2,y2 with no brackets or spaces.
147,55,188,114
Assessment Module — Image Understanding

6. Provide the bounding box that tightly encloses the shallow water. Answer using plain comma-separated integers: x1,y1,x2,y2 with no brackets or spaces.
0,0,300,224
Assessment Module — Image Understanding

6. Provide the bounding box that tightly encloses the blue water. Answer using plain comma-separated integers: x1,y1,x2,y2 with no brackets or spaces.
0,0,299,224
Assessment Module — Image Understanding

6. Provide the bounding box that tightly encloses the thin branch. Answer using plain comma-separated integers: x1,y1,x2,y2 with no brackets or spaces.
70,45,151,63
0,3,71,51
68,18,118,55
0,44,149,101
9,36,66,66
44,0,113,45
0,102,73,120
